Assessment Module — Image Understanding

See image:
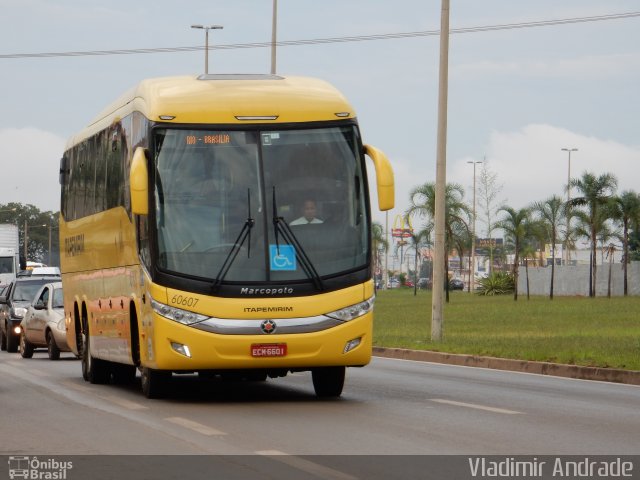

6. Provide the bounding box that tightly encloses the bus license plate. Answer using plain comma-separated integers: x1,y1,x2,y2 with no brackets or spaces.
251,343,287,357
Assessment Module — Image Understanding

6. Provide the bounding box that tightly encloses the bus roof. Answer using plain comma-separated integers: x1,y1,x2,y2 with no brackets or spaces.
67,74,356,149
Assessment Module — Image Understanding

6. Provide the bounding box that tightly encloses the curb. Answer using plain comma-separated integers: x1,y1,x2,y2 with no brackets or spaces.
372,347,640,386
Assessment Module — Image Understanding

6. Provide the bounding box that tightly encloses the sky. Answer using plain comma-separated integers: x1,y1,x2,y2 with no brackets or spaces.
1,0,639,238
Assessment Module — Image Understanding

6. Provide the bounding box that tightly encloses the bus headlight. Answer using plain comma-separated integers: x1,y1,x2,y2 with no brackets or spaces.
150,299,209,326
325,297,374,322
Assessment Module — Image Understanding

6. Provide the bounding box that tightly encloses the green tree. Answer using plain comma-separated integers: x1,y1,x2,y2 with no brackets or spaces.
568,172,618,297
495,206,531,301
532,195,565,299
0,202,60,266
406,182,470,302
609,190,640,295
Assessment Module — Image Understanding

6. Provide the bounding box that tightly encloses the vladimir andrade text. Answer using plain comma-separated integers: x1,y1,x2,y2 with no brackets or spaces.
468,457,634,478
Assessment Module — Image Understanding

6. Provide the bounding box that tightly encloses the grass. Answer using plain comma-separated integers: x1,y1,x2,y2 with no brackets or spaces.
373,288,640,370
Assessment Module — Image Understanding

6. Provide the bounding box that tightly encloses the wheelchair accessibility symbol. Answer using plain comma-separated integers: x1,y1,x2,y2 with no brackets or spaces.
270,245,296,271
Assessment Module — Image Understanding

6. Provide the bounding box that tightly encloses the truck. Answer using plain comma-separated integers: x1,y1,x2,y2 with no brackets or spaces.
0,224,20,287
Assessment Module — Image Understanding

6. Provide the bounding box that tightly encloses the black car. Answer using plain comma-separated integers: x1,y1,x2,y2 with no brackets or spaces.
449,278,464,290
0,274,61,352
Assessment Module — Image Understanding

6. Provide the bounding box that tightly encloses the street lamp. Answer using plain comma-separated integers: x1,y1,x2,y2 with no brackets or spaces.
467,160,482,292
561,147,578,265
191,24,223,74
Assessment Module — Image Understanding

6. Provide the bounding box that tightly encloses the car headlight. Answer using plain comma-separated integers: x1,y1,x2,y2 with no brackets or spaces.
325,297,375,322
150,298,209,326
11,307,27,319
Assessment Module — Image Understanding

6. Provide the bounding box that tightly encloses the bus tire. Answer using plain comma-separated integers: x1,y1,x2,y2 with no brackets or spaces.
141,367,170,399
82,327,109,384
311,366,345,398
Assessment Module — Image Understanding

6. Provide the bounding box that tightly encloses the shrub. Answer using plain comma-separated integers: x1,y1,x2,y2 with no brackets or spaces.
477,271,515,295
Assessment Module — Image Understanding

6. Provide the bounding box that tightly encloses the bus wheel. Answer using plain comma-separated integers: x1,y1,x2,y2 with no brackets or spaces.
82,329,109,384
141,367,170,399
311,366,345,398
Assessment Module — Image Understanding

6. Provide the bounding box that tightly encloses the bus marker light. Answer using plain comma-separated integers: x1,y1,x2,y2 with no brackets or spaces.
171,342,192,358
343,337,361,354
251,343,287,357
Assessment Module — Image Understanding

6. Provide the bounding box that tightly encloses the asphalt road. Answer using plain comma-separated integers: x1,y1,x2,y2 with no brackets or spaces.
1,349,639,459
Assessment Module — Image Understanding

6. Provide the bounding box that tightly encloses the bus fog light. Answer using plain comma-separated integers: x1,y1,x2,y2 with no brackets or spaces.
13,326,22,335
171,342,192,358
343,337,361,353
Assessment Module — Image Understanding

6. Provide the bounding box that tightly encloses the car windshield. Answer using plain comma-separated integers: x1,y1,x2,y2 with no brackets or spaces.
13,281,51,302
153,125,369,284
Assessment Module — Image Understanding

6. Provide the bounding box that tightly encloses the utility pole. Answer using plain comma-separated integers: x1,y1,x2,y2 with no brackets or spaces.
431,0,450,342
271,0,278,74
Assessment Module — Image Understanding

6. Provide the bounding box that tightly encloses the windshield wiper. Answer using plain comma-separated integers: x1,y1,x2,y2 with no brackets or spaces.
212,189,254,293
272,187,324,291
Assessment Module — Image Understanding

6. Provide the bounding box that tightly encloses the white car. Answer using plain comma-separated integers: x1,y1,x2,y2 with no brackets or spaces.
19,282,71,360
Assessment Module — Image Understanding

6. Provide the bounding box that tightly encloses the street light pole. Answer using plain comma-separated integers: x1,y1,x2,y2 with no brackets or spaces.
467,160,482,292
271,0,278,74
191,24,223,74
561,147,578,265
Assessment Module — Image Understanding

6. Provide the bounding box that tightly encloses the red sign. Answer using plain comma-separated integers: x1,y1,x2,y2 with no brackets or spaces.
251,343,287,357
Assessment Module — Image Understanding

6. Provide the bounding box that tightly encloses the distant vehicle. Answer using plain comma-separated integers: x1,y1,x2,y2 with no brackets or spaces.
0,274,61,352
0,224,20,288
387,279,400,289
20,282,71,360
417,278,431,289
404,280,414,287
450,278,464,290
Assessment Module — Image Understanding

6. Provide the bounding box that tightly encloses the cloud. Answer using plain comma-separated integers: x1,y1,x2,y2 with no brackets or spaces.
448,123,640,211
0,128,65,212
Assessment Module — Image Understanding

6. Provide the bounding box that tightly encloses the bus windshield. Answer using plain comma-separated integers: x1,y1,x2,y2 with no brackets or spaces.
153,125,369,284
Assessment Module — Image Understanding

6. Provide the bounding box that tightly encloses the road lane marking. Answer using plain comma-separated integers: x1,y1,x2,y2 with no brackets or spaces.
255,451,358,480
103,395,148,411
430,398,523,415
164,416,227,436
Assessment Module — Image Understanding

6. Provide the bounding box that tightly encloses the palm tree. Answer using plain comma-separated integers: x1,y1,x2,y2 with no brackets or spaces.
405,225,433,296
495,206,531,301
532,195,565,299
609,190,640,295
568,172,618,297
406,182,470,302
371,221,388,290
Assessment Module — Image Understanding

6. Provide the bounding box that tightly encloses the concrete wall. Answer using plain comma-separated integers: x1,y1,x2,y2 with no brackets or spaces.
517,261,640,297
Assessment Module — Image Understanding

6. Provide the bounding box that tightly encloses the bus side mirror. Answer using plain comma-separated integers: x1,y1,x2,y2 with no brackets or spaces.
364,144,394,211
130,147,149,215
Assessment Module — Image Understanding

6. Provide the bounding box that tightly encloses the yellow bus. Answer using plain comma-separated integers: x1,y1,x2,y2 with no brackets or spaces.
59,74,393,398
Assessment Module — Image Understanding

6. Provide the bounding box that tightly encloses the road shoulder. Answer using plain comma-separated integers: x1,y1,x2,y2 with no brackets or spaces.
373,346,640,385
